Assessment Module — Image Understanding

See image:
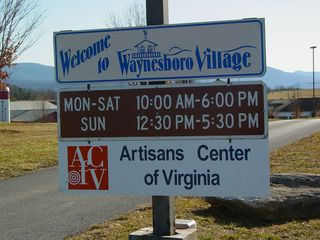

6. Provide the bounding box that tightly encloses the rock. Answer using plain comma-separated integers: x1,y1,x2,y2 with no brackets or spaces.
205,173,320,221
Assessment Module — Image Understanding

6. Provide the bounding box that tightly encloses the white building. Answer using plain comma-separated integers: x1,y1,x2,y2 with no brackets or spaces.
10,100,57,122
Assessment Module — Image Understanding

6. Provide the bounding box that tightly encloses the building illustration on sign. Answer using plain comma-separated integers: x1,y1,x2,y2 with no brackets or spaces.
132,30,161,59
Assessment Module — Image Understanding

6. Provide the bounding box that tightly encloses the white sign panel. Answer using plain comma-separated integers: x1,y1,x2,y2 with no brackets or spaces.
59,138,269,197
54,18,266,83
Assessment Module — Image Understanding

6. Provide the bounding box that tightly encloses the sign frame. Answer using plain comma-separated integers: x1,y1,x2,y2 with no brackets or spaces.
57,80,268,141
54,18,266,84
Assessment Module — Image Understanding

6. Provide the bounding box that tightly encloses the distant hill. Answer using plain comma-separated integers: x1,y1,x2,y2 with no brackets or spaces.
5,63,320,90
6,63,57,90
248,67,320,89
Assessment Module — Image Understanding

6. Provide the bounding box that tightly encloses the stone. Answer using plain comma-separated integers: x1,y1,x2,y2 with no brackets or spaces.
175,219,196,229
128,227,197,240
205,173,320,221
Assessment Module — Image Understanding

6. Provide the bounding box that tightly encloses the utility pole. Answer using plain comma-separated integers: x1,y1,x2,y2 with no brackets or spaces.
310,46,317,117
146,0,168,26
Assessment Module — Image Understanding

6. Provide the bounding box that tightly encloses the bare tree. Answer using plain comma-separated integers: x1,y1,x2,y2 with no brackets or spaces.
0,0,45,83
287,84,301,100
106,1,146,86
106,1,146,28
39,95,48,123
292,100,301,119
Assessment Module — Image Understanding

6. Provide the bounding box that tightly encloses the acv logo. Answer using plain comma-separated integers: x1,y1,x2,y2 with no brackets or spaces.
67,146,108,190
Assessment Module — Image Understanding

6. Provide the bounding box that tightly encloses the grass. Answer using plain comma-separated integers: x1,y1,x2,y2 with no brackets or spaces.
270,131,320,174
67,131,320,240
67,197,320,240
0,122,57,179
268,88,320,100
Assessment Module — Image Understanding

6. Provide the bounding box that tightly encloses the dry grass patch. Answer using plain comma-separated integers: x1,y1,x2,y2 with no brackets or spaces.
68,197,320,240
0,123,57,179
268,89,320,100
270,131,320,174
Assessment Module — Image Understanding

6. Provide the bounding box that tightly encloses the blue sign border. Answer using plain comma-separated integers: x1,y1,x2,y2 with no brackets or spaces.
54,19,266,84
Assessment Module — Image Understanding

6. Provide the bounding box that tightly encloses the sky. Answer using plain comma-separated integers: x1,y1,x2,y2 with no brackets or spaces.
16,0,320,73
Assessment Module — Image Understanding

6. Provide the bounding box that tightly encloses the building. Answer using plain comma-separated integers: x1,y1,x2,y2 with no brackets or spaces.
274,98,320,119
10,100,57,122
268,99,292,118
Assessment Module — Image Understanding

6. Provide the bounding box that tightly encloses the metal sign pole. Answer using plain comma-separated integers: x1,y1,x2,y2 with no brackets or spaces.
152,196,175,235
146,0,175,236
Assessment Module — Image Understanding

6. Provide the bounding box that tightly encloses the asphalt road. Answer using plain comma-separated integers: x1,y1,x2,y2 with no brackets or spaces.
0,168,150,239
0,119,319,240
269,119,320,151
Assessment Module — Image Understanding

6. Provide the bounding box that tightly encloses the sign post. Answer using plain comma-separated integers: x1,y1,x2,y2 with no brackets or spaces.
146,0,176,237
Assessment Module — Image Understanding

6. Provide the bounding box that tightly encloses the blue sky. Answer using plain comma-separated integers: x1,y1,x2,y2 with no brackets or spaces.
16,0,320,73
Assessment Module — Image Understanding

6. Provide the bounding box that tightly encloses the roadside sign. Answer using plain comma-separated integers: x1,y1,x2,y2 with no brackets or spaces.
59,138,269,197
58,81,268,139
54,18,266,84
0,86,10,122
56,18,269,197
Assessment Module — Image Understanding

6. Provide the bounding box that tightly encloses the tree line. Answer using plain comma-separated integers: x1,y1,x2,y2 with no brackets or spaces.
9,85,56,101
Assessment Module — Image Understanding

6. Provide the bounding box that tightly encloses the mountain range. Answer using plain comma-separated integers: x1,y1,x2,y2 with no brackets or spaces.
7,63,57,90
6,62,320,90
